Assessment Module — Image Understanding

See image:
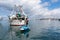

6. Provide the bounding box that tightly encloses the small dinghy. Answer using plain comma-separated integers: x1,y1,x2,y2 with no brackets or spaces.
20,25,30,34
20,26,30,31
15,25,30,38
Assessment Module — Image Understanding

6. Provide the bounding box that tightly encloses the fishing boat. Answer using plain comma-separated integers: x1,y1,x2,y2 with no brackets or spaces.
9,5,28,26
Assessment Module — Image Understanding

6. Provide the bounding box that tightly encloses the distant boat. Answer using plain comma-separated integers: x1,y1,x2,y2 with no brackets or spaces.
9,5,28,26
58,19,60,21
0,16,3,21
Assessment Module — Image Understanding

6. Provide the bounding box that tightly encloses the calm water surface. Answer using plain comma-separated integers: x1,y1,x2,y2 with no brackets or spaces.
0,7,60,40
0,19,60,40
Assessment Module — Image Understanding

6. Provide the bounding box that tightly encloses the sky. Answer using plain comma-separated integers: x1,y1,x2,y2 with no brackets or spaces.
41,0,60,9
0,0,60,19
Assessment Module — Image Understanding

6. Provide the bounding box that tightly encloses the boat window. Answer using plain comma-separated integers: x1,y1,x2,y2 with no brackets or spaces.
18,18,25,20
12,18,17,20
18,18,21,20
22,18,25,20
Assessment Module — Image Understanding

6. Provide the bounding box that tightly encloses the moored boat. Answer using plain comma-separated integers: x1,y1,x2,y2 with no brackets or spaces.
9,5,28,26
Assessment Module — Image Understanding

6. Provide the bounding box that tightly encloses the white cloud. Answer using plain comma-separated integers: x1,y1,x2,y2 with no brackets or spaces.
0,0,60,19
42,2,51,7
51,0,58,3
44,8,60,16
0,0,14,3
43,8,60,18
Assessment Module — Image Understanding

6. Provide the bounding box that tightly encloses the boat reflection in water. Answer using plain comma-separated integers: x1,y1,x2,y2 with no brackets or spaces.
10,25,30,40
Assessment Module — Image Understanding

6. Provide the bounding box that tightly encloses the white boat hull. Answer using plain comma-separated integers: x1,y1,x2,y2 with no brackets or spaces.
10,20,26,26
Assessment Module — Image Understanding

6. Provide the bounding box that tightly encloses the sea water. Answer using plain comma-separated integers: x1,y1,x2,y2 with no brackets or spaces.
0,6,60,40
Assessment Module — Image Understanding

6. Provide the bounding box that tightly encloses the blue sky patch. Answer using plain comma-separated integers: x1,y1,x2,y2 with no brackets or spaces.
41,0,60,10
